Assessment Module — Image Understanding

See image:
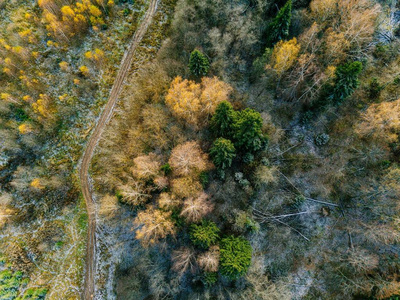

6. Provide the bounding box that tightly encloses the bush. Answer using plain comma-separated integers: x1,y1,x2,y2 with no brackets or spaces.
367,77,382,99
314,133,330,146
210,138,236,169
202,272,218,286
243,153,254,164
220,236,252,279
161,163,172,175
199,171,209,188
188,49,210,77
190,220,220,249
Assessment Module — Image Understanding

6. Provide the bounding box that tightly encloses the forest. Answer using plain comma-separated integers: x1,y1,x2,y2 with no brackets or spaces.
1,0,400,299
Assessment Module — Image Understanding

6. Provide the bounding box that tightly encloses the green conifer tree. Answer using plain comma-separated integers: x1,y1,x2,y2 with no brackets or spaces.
190,220,220,249
232,108,265,153
210,138,236,169
188,49,210,77
210,101,236,138
220,236,252,279
267,0,292,46
330,61,363,105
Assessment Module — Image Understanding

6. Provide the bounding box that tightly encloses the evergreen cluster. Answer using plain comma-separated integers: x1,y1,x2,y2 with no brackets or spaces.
210,101,266,169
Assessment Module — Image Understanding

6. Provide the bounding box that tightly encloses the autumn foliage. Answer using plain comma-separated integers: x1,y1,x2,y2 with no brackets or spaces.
133,206,176,247
165,76,232,127
168,141,212,177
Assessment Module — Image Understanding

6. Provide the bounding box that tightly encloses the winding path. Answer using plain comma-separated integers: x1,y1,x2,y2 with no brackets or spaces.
79,0,159,298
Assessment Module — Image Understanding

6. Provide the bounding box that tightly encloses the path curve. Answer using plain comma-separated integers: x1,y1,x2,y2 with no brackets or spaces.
79,0,158,298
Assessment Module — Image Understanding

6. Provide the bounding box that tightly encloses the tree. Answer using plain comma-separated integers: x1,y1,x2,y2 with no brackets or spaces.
180,192,214,222
165,76,232,127
133,206,176,246
220,236,252,279
171,177,203,199
210,138,236,169
266,0,292,46
329,61,362,104
190,220,220,249
171,247,197,276
189,49,209,77
118,181,151,206
232,108,265,153
169,141,212,177
269,38,300,76
197,246,220,272
356,98,400,145
210,101,236,138
132,153,161,180
157,193,180,210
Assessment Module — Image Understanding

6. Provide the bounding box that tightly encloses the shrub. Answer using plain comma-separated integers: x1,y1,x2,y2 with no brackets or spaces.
188,49,210,77
161,163,172,175
202,272,218,286
199,171,209,188
291,194,306,209
367,77,382,99
220,236,252,279
314,133,330,146
243,152,254,164
210,138,236,169
190,220,220,249
301,110,314,125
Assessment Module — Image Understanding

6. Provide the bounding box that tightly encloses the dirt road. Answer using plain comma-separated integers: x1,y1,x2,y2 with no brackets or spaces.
79,0,159,298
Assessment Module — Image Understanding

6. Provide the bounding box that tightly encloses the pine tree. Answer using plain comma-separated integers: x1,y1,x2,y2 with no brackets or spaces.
188,49,210,77
267,0,292,46
210,138,236,169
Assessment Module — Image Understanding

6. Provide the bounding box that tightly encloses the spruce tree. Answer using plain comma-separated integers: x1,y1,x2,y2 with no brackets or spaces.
220,236,252,279
330,61,363,105
190,220,220,249
210,101,236,138
232,108,265,153
267,0,292,46
189,49,210,77
210,138,236,169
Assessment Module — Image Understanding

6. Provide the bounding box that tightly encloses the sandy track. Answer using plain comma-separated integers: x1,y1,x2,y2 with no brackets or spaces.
79,0,159,298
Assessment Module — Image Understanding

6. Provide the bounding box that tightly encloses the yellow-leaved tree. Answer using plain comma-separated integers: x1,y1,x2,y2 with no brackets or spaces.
269,38,300,76
165,76,232,127
356,98,400,145
133,206,176,246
